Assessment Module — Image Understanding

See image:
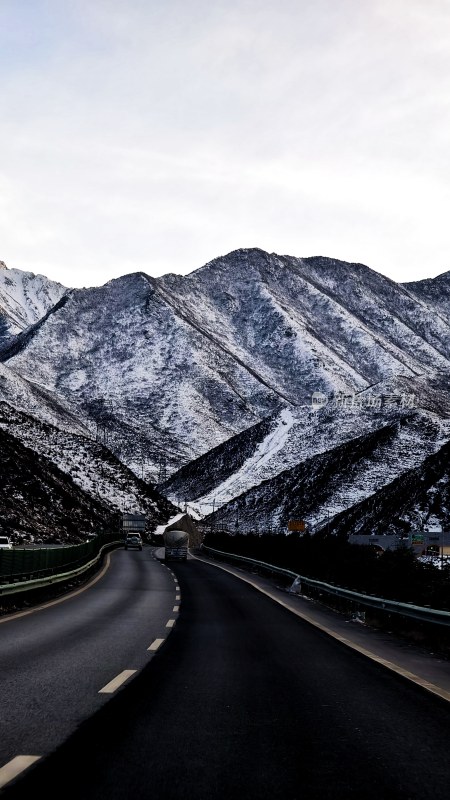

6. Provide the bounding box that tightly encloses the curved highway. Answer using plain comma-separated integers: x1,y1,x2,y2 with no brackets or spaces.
0,546,178,776
3,552,450,799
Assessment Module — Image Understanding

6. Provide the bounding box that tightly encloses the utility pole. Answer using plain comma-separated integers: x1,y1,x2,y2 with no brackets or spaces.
210,498,215,535
157,455,167,484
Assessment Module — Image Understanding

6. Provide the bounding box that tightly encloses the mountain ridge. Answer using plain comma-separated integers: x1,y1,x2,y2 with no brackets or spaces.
2,247,450,539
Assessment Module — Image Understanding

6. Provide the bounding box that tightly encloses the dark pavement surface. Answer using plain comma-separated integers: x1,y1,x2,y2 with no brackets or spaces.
193,551,450,699
3,554,450,800
0,547,176,763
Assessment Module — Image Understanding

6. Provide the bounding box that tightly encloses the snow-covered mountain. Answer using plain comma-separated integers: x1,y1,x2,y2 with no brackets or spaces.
0,360,90,435
0,266,282,478
157,251,450,396
330,435,450,538
4,249,450,476
0,261,68,346
0,401,176,540
404,271,450,326
2,248,450,538
0,422,119,542
189,407,446,534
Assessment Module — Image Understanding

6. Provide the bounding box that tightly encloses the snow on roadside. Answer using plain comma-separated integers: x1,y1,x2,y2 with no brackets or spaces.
154,511,186,536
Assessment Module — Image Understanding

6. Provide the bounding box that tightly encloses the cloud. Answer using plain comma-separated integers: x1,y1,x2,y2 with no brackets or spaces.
0,0,449,286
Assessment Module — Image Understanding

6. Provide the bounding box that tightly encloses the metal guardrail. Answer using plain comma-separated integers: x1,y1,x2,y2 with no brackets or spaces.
201,545,450,627
0,534,123,597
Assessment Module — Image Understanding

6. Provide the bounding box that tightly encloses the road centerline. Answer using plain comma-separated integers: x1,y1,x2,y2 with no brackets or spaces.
0,756,41,790
148,638,165,652
98,670,136,694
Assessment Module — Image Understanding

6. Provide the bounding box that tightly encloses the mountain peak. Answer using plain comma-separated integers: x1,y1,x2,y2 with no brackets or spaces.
190,247,272,275
0,261,8,271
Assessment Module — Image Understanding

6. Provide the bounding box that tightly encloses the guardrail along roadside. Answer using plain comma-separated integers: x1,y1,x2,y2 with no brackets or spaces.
200,544,450,656
0,533,122,609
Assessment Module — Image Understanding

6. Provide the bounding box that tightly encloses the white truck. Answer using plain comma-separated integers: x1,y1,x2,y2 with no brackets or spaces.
163,529,189,562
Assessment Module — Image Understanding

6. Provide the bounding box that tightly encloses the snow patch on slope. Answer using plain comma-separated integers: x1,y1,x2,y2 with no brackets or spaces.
188,407,295,514
0,264,68,337
154,511,186,536
0,402,175,528
0,362,89,435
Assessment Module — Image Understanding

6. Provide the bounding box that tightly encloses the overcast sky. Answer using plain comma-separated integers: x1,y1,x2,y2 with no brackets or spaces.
1,0,449,288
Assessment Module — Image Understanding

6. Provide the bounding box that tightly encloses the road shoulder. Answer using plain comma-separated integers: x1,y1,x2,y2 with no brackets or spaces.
191,550,450,703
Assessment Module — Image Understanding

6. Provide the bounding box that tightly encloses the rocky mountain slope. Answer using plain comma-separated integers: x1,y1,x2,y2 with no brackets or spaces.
0,261,68,346
0,425,119,542
2,248,450,538
157,251,450,400
404,271,450,326
189,408,446,534
329,437,450,538
0,401,176,541
4,249,450,476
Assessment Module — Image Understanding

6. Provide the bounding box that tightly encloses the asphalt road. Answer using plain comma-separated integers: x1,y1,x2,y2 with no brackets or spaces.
3,553,450,800
0,547,177,769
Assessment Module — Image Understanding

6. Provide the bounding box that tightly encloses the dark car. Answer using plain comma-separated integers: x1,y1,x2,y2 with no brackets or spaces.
125,533,143,551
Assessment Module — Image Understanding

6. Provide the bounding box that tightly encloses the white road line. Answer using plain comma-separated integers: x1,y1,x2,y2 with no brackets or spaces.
176,595,181,601
98,670,136,694
166,619,175,628
148,638,165,652
0,756,41,789
173,605,179,612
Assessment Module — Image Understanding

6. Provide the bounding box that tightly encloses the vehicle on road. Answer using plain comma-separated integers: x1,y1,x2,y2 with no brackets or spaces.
163,529,189,561
125,533,143,551
0,536,13,550
122,512,146,537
